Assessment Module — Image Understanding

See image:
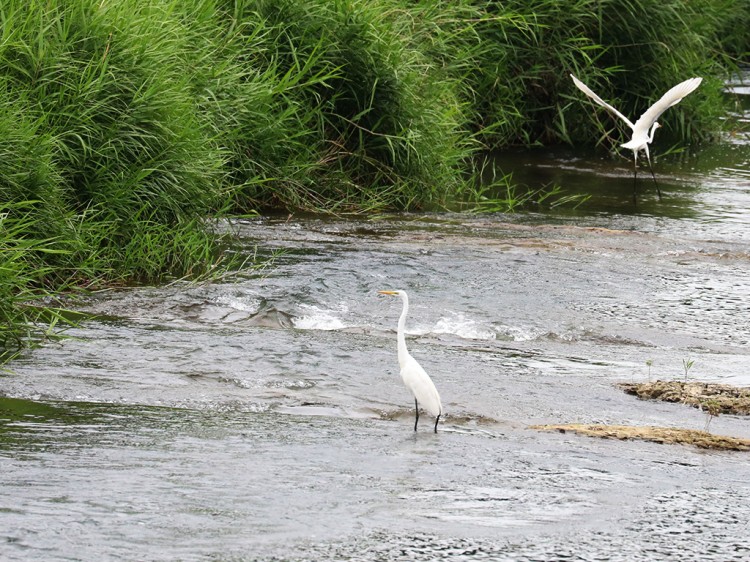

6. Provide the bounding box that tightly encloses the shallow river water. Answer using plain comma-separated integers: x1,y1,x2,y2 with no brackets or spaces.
2,85,750,561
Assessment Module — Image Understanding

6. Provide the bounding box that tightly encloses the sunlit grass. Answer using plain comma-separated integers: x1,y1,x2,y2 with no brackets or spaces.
0,202,78,352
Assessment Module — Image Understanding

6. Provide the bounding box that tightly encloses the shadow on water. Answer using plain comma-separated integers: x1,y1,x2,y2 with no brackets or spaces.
484,145,713,220
480,76,750,230
0,396,208,453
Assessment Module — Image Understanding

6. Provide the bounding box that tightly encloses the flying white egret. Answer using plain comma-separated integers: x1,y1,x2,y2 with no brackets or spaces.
378,290,442,433
570,73,702,203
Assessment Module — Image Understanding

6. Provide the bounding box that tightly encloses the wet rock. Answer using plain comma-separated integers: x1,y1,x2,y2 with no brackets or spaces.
531,424,750,451
618,380,750,415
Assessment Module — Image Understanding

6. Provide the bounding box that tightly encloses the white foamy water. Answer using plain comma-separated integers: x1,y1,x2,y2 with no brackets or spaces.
293,304,347,331
216,293,261,312
433,312,496,340
501,325,548,342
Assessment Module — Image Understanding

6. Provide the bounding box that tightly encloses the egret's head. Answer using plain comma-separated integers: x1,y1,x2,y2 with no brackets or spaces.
653,121,662,131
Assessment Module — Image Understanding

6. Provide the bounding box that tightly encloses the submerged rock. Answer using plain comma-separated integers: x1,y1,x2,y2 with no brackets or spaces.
531,424,750,451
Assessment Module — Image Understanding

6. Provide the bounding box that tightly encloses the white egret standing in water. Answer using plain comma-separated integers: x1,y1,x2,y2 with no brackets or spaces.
570,73,702,203
378,290,442,433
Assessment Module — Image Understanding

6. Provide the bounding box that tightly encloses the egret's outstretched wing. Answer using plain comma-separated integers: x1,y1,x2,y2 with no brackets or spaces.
632,77,702,135
570,74,635,129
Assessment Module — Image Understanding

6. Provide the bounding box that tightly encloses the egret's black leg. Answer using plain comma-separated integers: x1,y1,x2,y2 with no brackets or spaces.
414,398,419,432
633,158,638,205
647,156,662,200
434,414,440,433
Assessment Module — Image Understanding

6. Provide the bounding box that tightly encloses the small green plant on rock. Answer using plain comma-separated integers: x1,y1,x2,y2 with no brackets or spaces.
702,399,722,433
682,356,695,381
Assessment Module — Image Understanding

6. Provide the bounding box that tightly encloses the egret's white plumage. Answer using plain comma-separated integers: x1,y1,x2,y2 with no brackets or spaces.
570,74,702,202
378,290,442,433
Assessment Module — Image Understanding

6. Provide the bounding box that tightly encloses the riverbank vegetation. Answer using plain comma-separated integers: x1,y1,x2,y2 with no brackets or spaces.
1,0,748,355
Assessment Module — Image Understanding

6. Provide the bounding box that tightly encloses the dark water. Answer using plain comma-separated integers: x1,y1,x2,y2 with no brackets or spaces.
2,82,750,561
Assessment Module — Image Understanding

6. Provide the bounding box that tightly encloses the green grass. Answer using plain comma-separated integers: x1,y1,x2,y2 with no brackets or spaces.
205,0,475,212
0,0,228,276
0,202,74,353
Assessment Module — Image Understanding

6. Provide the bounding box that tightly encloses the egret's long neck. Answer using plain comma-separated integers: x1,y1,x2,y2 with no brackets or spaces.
647,122,659,144
396,293,409,367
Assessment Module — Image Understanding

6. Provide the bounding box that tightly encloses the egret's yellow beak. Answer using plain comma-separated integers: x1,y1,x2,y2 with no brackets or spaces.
378,290,398,295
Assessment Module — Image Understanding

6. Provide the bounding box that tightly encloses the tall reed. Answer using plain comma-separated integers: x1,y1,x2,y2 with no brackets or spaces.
0,203,71,353
0,0,228,279
202,0,474,212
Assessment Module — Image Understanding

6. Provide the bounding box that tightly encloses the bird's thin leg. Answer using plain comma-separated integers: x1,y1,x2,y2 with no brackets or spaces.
632,152,639,205
646,154,662,201
433,414,440,434
414,398,419,432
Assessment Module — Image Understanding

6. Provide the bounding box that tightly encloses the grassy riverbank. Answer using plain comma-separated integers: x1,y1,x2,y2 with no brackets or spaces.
1,0,747,355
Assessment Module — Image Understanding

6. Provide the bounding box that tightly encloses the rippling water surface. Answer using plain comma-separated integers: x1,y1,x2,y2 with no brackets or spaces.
2,88,750,561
